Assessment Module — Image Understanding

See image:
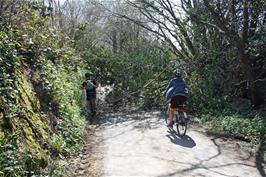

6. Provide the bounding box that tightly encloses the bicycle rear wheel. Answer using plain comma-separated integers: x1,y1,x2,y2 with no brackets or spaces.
176,113,187,136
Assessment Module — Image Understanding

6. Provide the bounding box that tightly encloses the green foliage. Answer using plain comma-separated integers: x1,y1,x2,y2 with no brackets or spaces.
199,101,266,152
0,134,23,176
51,135,66,156
203,114,263,141
40,59,86,152
82,42,172,108
0,133,52,176
0,2,86,176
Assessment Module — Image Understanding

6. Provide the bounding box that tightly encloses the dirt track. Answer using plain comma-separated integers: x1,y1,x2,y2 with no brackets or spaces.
66,110,265,177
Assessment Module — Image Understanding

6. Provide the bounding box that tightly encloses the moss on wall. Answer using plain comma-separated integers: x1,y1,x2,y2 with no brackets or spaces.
0,69,51,164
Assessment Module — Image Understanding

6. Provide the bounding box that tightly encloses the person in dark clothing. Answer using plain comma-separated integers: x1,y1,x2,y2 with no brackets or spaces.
163,69,188,128
82,73,99,116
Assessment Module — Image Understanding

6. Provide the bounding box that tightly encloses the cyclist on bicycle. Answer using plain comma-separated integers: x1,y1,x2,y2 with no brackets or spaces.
82,73,99,117
163,69,188,128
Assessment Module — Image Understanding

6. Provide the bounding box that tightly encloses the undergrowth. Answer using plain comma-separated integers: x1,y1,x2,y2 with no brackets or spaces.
195,100,266,155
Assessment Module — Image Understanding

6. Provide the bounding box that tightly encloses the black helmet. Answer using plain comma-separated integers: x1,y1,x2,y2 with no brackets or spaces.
174,69,182,77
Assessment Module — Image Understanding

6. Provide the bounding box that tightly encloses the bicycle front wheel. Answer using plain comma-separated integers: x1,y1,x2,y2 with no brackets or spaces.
176,114,187,136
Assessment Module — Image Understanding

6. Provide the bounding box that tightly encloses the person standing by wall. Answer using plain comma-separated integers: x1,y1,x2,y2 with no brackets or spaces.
82,73,99,117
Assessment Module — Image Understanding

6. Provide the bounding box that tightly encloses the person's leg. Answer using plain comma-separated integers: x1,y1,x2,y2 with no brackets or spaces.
91,98,96,116
168,108,176,124
87,94,96,115
87,99,91,114
167,96,178,127
167,104,173,124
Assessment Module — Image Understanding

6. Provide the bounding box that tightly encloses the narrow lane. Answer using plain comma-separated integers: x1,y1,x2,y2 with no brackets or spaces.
100,111,265,177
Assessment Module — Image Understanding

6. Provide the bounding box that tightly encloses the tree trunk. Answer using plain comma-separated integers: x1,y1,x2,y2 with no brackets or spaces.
238,48,264,106
202,0,265,106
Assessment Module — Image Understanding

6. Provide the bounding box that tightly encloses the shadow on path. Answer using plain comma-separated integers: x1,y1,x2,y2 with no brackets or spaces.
166,130,196,148
158,137,257,177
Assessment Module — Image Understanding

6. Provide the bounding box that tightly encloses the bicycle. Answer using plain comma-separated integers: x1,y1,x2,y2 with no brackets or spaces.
165,104,189,136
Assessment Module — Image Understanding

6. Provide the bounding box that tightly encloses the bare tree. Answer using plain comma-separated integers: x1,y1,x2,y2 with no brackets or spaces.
97,0,198,58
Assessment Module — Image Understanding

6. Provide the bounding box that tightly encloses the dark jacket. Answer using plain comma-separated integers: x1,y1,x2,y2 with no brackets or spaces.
163,77,188,99
82,79,97,96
